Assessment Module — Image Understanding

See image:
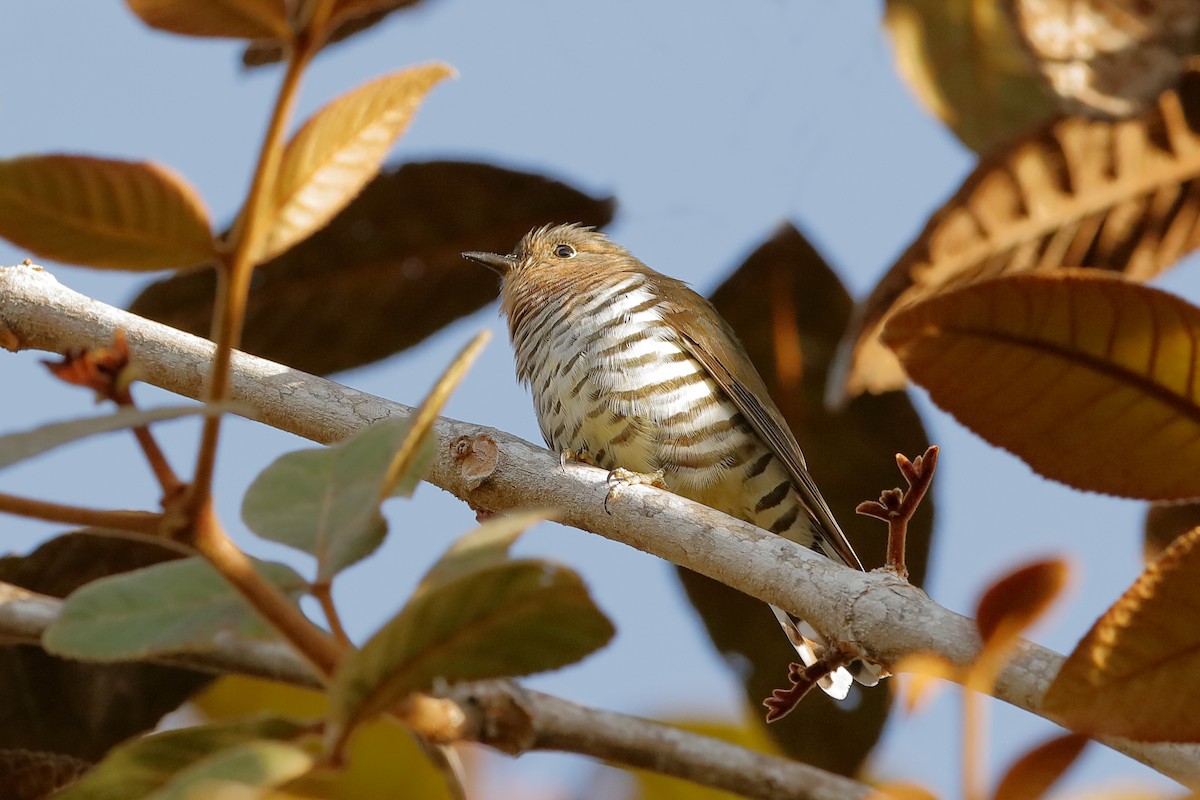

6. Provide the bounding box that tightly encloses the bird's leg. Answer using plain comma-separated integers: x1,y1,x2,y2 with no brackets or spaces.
559,448,600,470
603,467,667,514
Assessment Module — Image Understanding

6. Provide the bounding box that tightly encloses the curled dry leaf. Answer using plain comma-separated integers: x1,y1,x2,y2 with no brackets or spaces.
1044,525,1200,741
1003,0,1200,118
255,63,454,263
452,434,499,489
883,0,1057,154
884,271,1200,500
128,161,615,376
0,155,214,272
835,72,1200,402
125,0,290,40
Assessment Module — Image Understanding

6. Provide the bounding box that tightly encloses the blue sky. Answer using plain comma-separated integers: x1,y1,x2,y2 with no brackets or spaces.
1,2,1189,797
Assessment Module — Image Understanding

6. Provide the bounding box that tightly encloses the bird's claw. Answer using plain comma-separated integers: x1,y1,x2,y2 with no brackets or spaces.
603,467,667,514
559,448,599,471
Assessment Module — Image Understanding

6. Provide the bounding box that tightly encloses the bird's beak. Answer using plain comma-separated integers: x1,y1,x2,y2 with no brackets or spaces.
462,250,516,276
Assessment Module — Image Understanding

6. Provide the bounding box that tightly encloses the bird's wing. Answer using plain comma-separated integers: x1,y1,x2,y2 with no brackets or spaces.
661,284,864,571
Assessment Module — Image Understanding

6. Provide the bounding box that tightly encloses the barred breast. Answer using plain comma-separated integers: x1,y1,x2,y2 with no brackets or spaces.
508,273,835,559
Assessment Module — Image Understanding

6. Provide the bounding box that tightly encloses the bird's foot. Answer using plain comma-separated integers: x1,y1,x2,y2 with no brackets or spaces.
603,467,667,514
559,448,600,471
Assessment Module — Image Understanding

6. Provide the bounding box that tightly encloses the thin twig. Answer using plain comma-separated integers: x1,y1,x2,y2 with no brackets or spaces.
0,492,163,536
856,445,939,579
312,581,351,648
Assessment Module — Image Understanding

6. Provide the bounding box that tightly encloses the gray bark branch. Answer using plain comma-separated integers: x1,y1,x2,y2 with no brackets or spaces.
2,264,1197,789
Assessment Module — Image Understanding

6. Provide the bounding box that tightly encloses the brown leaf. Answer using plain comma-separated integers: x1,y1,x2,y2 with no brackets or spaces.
835,71,1200,401
254,63,453,263
128,161,615,376
1144,501,1200,562
1043,525,1200,740
242,1,425,68
992,733,1088,800
884,270,1200,500
125,0,290,40
0,531,210,760
677,223,936,775
975,560,1068,648
0,155,214,272
883,0,1058,154
1004,0,1200,118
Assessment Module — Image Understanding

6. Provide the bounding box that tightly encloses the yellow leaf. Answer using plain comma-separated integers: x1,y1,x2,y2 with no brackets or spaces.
870,781,940,800
882,0,1056,154
883,271,1200,500
992,733,1088,800
892,653,959,714
126,0,290,40
256,64,454,263
834,73,1200,403
0,155,214,271
193,676,458,800
1044,526,1200,741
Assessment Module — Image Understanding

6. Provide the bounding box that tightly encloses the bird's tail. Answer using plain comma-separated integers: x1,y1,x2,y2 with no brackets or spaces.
769,605,887,700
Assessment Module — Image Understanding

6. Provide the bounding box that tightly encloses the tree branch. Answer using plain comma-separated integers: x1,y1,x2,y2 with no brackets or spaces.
0,583,868,800
2,264,1199,786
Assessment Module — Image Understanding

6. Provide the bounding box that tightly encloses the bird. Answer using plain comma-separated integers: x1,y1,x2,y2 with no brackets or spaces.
463,223,881,699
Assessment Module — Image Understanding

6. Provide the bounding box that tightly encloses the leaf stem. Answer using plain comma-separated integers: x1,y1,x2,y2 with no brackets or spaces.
0,492,163,536
313,580,351,647
113,386,183,497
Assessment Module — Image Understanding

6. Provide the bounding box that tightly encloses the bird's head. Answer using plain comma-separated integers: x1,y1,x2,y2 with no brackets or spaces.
462,223,637,284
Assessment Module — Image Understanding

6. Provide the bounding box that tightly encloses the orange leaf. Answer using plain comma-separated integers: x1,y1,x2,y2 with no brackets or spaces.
1043,526,1200,741
883,270,1200,500
255,63,454,263
892,653,959,714
126,0,290,40
975,560,1069,649
870,781,940,800
992,733,1088,800
834,73,1200,403
0,155,214,271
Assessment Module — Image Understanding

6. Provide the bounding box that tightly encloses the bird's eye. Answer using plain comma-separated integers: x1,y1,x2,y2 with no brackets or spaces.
553,244,576,259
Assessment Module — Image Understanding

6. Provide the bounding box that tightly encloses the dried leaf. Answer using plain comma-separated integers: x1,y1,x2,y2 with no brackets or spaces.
0,155,214,271
241,1,425,68
1144,501,1200,562
1004,0,1200,117
328,559,614,750
0,532,209,761
975,560,1069,649
677,224,935,776
884,270,1200,499
125,0,290,40
835,72,1200,401
256,64,453,263
1044,526,1200,740
128,161,615,376
883,0,1057,154
992,732,1088,800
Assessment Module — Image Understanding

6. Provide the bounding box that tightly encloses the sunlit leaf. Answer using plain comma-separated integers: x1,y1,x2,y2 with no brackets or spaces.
242,1,426,68
678,223,935,775
126,0,290,40
194,676,459,799
0,155,214,271
884,271,1200,500
43,557,308,661
974,559,1068,662
1044,526,1200,740
1143,502,1200,562
992,733,1088,800
883,0,1057,154
0,532,210,761
242,417,433,581
328,559,613,749
52,717,310,800
128,161,615,376
893,653,959,714
255,64,453,263
1004,1,1199,117
415,510,553,596
835,72,1200,401
0,404,227,472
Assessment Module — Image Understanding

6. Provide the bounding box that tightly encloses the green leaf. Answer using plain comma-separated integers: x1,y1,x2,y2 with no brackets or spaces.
52,717,309,800
328,559,613,749
0,405,226,471
43,558,308,661
142,740,313,800
241,417,434,581
415,510,553,596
